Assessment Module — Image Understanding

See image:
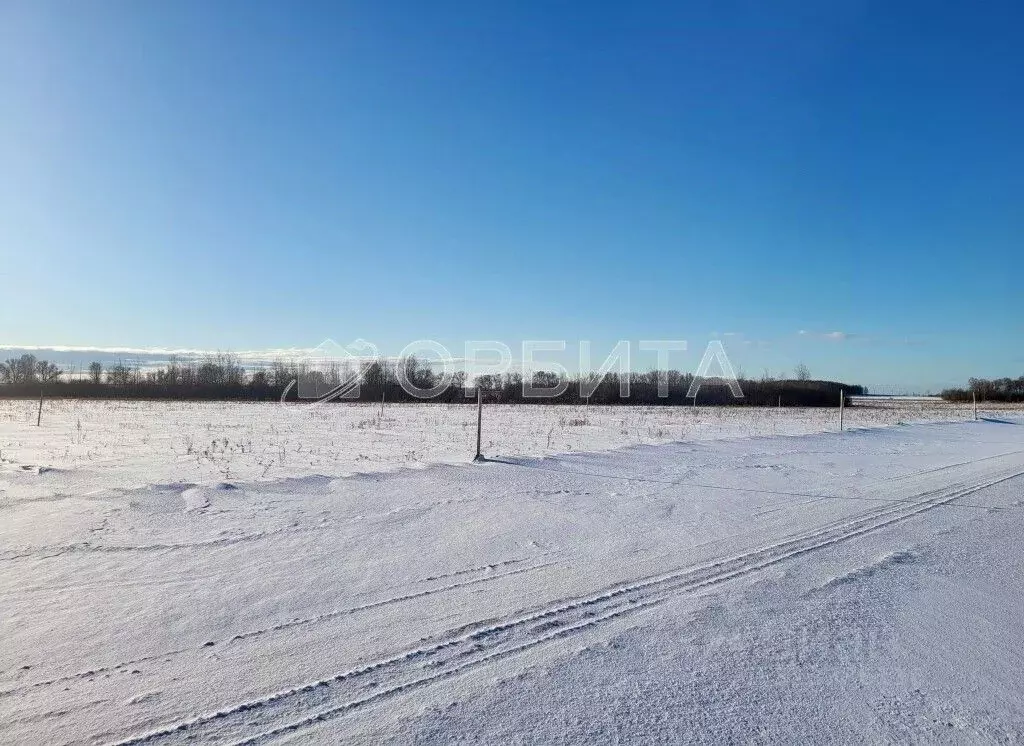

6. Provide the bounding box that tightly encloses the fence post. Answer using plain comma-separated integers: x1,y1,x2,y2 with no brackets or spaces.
380,388,386,419
474,387,483,461
973,391,978,421
839,389,844,432
37,389,44,427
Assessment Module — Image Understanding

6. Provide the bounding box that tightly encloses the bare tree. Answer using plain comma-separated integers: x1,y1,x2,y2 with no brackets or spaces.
794,363,811,381
88,362,103,384
35,360,63,383
107,364,133,387
1,354,38,384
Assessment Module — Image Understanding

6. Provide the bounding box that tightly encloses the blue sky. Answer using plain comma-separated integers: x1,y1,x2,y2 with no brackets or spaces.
1,0,1021,391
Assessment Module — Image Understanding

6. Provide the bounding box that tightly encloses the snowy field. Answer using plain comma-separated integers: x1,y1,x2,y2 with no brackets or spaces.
2,401,1024,743
0,398,1006,487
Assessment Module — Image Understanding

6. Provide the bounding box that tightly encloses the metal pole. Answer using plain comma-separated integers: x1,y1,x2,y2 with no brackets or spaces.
839,389,844,432
37,390,43,427
474,387,483,461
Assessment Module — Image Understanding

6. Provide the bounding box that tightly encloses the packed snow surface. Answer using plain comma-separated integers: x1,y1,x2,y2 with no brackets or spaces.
1,401,1023,743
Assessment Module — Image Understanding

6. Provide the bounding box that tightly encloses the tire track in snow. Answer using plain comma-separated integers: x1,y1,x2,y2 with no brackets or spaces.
751,448,1024,517
227,561,553,644
0,562,551,699
0,527,306,562
416,554,548,583
109,466,1024,746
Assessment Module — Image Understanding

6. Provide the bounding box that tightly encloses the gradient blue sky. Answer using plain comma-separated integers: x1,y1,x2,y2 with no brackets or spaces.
1,0,1021,391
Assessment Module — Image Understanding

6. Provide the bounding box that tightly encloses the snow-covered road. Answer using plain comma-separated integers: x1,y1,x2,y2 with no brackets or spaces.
2,417,1023,743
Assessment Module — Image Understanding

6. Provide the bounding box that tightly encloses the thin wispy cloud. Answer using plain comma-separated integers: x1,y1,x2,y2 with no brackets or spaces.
0,344,323,362
710,332,770,349
798,330,858,342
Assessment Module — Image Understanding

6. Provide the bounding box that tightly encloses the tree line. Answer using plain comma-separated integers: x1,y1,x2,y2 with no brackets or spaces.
941,376,1024,403
0,353,863,406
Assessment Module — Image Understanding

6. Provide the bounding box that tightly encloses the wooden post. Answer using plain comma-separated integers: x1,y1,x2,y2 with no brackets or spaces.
37,390,43,427
973,391,978,421
839,389,845,432
474,387,483,461
380,387,386,418
778,394,782,409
